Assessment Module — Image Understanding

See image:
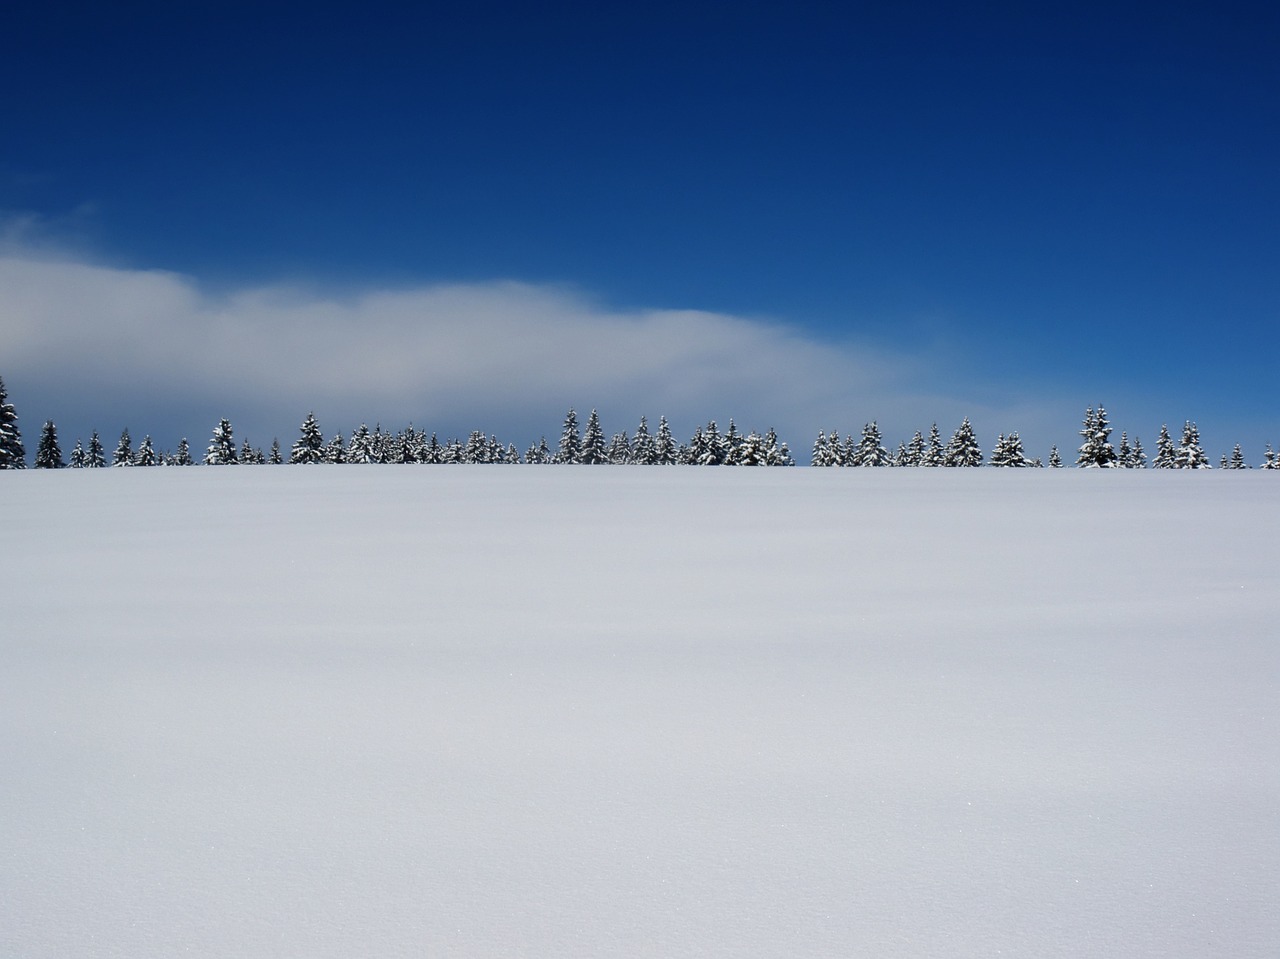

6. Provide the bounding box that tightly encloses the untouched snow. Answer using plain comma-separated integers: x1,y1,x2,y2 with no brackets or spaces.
3,467,1278,957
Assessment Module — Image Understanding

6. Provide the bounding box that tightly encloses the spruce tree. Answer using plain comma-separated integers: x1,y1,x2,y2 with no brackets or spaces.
558,409,581,464
631,416,656,465
810,430,836,467
581,410,607,464
1229,444,1247,469
0,375,26,468
113,429,134,467
86,431,106,468
655,415,677,465
134,435,158,467
1152,425,1177,468
69,438,86,468
925,423,945,467
1175,421,1210,469
34,421,65,469
205,419,237,465
990,432,1029,467
1048,445,1063,468
1262,445,1278,470
290,413,326,464
944,418,983,467
1130,436,1147,468
607,431,631,464
1076,405,1118,467
172,438,193,466
849,421,890,466
905,430,926,467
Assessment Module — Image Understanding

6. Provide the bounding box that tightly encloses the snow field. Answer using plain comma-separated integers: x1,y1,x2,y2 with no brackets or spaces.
3,467,1278,957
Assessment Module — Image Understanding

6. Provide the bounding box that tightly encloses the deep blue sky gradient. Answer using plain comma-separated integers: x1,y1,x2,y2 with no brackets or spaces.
2,0,1277,453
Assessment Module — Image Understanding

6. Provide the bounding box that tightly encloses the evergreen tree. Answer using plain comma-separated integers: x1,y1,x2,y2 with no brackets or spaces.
1152,424,1177,469
290,413,326,464
1229,444,1247,469
86,431,106,468
990,432,1029,467
632,416,656,465
924,423,945,467
238,438,256,465
905,430,926,467
723,420,743,465
1130,435,1147,468
581,409,607,464
558,409,581,464
848,421,890,466
1076,405,1118,467
655,415,677,465
944,418,983,467
525,436,552,464
1117,431,1134,468
134,435,158,467
69,438,86,468
347,425,375,464
1048,446,1063,468
0,375,26,468
697,421,726,465
34,420,65,469
204,419,237,465
1175,421,1210,469
607,431,631,464
810,430,837,467
267,439,283,465
113,429,134,467
1262,445,1278,470
173,438,193,466
505,443,521,464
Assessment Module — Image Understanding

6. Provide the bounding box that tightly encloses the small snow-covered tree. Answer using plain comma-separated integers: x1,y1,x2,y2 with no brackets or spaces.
1048,446,1063,468
607,431,631,464
849,421,891,467
810,430,837,467
655,415,677,465
86,431,106,468
525,436,552,464
1117,431,1134,468
134,435,158,467
581,410,607,464
925,423,945,467
990,432,1030,467
1175,421,1210,469
267,438,283,465
632,416,656,465
1130,435,1146,468
558,409,581,464
1152,424,1177,469
290,413,326,464
904,430,926,467
1228,444,1246,469
205,419,237,465
34,421,64,469
69,438,86,468
1262,445,1278,470
1076,405,1118,467
172,438,193,466
0,375,25,469
944,418,983,467
113,429,134,467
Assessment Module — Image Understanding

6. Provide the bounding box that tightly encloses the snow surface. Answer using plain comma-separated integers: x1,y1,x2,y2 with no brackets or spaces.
3,467,1278,957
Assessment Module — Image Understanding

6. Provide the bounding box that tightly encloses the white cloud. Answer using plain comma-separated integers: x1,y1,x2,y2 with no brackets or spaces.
0,246,1061,455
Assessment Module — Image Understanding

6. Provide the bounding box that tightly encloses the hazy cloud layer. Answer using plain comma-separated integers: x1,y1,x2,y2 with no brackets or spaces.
1,248,1060,455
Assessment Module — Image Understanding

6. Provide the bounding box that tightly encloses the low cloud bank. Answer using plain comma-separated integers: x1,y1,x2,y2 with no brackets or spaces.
0,247,1050,455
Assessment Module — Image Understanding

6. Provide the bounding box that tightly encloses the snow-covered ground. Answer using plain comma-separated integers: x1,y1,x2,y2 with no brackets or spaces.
3,467,1278,957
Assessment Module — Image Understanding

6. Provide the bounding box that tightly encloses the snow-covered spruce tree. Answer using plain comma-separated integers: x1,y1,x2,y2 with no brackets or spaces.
347,424,374,464
557,409,582,464
290,413,326,464
1262,445,1278,469
267,439,282,465
944,418,983,467
113,429,134,467
607,431,631,464
424,433,443,465
925,423,945,467
238,439,256,466
580,410,607,464
723,420,744,465
173,438,193,466
1175,421,1210,469
69,438,86,468
905,430,926,467
505,443,521,464
698,421,727,466
134,435,158,467
1229,444,1247,469
34,421,64,469
0,375,26,468
1117,431,1134,468
1152,424,1177,468
524,436,552,464
86,431,106,468
205,419,237,465
810,430,836,467
655,415,677,465
848,421,891,467
1048,445,1063,468
1076,405,1118,467
632,416,656,465
990,432,1030,467
1130,435,1147,468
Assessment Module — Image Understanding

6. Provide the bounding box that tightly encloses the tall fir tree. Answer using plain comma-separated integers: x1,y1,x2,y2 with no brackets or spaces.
86,431,106,468
944,417,983,467
558,409,581,464
34,421,64,469
924,423,945,467
1152,424,1177,468
655,415,677,465
0,374,26,469
631,416,656,465
290,413,326,464
113,429,134,467
1175,421,1210,469
581,409,607,464
205,419,237,465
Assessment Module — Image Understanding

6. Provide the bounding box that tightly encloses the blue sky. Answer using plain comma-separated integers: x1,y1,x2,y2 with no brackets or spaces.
2,0,1277,461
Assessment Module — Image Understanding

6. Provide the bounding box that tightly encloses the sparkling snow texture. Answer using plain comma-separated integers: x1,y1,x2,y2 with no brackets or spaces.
3,468,1278,957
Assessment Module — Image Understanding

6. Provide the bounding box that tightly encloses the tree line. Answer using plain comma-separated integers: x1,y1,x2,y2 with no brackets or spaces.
1,375,1275,470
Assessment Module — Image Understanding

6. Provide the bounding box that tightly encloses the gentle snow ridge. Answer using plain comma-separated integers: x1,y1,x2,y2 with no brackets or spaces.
3,468,1278,958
